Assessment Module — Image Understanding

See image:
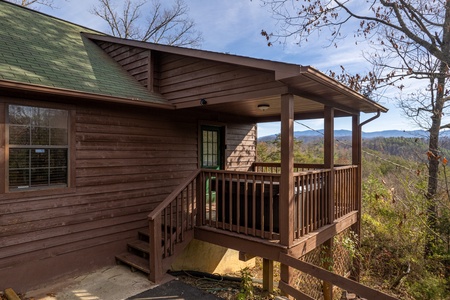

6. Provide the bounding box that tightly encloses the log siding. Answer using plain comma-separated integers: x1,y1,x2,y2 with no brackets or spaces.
95,42,153,90
0,99,256,290
156,53,282,106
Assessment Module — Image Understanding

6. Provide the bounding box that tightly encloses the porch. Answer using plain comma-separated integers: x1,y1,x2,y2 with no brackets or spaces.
115,161,369,297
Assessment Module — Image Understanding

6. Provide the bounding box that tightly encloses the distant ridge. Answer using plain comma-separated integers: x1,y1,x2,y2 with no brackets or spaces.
258,129,450,141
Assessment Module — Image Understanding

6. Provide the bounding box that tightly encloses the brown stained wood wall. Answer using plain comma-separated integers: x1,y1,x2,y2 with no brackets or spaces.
93,42,281,106
0,100,256,290
156,53,281,105
226,124,256,171
95,41,152,90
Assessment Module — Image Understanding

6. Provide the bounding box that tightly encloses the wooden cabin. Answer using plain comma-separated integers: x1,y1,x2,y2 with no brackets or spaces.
0,2,393,299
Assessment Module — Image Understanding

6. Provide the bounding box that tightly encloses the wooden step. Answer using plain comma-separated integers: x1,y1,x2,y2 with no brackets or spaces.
128,239,150,255
116,252,150,274
138,230,149,242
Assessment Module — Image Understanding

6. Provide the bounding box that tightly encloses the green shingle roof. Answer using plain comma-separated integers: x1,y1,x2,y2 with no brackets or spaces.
0,1,168,105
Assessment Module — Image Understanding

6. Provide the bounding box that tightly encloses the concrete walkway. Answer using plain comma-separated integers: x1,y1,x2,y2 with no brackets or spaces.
26,265,170,300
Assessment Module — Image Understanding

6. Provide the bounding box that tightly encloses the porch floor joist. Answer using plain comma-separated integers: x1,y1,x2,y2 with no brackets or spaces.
288,211,358,258
194,211,358,261
194,226,286,262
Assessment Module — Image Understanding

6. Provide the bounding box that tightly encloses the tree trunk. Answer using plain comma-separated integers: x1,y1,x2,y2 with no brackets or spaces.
424,62,447,258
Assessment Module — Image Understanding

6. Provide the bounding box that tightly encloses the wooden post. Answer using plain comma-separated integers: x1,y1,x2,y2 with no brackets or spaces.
263,258,274,292
324,106,335,224
323,106,335,300
149,216,162,283
280,93,294,247
280,93,295,297
196,171,203,227
351,115,361,281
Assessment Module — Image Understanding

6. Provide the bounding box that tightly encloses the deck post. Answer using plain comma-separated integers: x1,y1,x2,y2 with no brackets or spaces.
149,216,162,283
280,93,295,296
263,258,274,292
351,115,362,281
280,93,295,247
324,106,335,224
323,106,335,300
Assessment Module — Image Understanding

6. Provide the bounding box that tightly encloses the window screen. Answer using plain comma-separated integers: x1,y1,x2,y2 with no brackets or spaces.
201,126,221,169
8,105,69,190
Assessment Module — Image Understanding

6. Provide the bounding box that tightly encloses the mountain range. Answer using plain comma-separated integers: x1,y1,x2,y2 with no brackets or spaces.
258,129,450,141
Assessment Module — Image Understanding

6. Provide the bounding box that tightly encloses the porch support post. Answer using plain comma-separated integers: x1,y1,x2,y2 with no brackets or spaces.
263,258,274,292
324,106,335,223
280,93,295,246
323,106,335,300
280,93,295,295
351,114,362,281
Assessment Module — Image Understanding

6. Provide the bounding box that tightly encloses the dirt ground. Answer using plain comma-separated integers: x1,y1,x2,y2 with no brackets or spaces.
173,257,283,300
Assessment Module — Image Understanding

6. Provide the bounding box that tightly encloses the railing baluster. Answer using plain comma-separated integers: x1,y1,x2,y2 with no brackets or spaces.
163,207,167,257
244,174,248,235
228,172,233,231
181,191,185,240
236,173,241,234
252,174,257,237
260,175,265,239
269,176,274,238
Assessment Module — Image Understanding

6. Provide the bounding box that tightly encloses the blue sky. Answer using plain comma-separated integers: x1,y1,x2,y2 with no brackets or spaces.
35,0,425,137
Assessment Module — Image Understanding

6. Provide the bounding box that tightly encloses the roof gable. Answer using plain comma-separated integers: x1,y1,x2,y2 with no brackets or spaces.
0,1,168,105
86,34,387,114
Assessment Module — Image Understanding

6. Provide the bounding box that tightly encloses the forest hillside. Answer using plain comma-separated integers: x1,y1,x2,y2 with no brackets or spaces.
257,134,450,299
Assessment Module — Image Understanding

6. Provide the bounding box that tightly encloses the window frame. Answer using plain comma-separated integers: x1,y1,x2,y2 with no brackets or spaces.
198,121,226,171
2,99,76,195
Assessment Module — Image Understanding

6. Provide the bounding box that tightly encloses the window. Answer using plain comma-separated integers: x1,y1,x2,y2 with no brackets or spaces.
7,104,69,190
201,125,223,170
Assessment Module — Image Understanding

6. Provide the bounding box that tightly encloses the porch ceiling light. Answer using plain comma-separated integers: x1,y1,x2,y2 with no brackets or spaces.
258,104,270,111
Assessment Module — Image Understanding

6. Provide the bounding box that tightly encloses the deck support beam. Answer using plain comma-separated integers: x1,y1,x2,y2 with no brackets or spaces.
263,258,274,292
323,106,335,300
351,115,362,281
280,93,295,297
280,93,295,247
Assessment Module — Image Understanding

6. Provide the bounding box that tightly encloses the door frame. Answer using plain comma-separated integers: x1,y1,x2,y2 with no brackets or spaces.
198,122,226,170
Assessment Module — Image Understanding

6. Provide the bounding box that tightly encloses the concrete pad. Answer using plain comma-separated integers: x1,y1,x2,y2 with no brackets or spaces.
127,280,221,300
26,265,171,300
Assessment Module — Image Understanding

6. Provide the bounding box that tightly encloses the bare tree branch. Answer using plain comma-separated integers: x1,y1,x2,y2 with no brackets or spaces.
7,0,57,9
91,0,202,48
262,0,450,258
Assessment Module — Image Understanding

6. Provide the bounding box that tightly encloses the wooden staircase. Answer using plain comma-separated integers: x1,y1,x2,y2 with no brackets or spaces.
116,169,199,281
115,230,151,274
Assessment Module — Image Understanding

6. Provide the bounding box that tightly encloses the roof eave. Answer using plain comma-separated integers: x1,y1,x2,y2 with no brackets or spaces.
0,80,175,110
299,66,388,113
82,33,302,79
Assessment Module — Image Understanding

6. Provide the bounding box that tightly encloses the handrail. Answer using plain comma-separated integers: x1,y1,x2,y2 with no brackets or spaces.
148,168,201,282
148,169,201,221
334,165,358,170
252,162,326,168
279,253,398,300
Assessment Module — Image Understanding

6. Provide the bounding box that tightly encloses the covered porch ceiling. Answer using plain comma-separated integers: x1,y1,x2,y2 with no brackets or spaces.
192,68,387,123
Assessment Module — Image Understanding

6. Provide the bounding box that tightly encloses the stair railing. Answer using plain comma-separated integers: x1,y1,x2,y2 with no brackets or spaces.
147,169,201,282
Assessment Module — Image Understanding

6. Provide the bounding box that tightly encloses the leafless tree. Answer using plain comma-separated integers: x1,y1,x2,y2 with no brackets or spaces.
261,0,450,257
7,0,55,8
91,0,202,48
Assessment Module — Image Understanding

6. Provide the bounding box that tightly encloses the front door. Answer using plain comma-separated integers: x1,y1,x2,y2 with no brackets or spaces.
200,125,224,170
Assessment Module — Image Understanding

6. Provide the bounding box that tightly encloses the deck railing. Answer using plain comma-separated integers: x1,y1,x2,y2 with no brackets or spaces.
201,170,282,240
252,162,325,173
334,165,358,219
293,169,331,239
148,165,358,280
147,169,200,282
